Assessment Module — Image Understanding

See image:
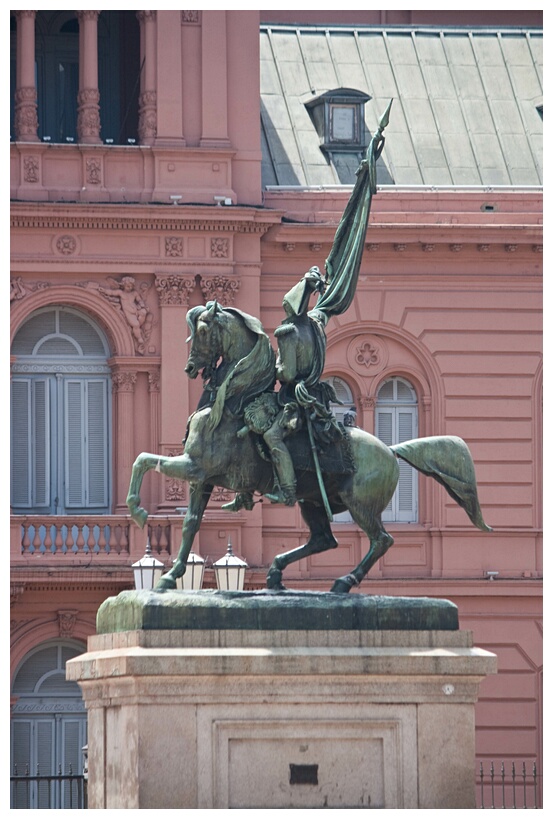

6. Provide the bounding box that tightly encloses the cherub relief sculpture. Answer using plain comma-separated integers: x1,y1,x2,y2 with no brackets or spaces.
85,276,153,354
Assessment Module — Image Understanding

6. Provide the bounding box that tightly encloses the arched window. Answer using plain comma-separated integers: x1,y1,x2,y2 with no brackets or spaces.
325,375,356,425
375,377,418,522
11,641,87,809
11,306,112,514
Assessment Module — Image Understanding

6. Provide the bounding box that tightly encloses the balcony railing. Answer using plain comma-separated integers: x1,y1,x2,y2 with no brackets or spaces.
11,514,181,568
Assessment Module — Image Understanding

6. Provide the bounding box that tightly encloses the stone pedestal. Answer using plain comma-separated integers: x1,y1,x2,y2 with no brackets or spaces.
66,590,496,809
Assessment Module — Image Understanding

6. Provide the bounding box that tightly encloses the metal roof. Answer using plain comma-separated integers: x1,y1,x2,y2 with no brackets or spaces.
260,25,543,188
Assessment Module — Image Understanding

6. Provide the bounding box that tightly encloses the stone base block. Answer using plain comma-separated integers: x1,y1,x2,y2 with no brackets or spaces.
66,592,496,809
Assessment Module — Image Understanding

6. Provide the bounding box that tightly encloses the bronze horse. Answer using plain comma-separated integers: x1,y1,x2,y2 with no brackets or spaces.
127,302,491,593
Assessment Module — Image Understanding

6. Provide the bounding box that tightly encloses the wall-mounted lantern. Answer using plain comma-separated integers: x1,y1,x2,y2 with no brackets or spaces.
213,539,248,591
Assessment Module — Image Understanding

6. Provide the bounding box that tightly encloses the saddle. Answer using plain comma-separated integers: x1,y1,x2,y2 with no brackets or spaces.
243,391,355,477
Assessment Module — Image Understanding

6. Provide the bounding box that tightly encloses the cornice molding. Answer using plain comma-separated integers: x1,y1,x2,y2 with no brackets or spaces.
10,208,280,236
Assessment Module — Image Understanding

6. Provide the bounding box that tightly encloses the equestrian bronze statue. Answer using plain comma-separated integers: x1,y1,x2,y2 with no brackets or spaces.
126,101,492,594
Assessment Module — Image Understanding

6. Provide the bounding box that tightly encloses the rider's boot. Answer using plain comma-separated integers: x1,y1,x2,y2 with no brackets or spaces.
265,482,296,506
263,429,297,506
221,491,254,512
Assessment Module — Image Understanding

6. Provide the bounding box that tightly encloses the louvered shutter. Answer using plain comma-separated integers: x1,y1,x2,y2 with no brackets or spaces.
64,378,109,509
396,407,417,521
11,377,50,509
376,408,395,518
377,405,418,522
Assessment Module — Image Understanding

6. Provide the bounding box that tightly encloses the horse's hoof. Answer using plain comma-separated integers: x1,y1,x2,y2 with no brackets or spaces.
266,568,286,591
131,507,149,529
156,573,176,592
330,574,357,594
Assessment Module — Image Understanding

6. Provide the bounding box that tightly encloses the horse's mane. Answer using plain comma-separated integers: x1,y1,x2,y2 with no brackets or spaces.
189,303,276,432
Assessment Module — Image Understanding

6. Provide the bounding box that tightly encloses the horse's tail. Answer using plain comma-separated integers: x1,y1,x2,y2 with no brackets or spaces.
390,435,492,532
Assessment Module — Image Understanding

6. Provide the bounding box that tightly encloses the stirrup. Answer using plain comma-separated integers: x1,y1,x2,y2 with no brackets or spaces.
264,486,296,507
221,492,254,512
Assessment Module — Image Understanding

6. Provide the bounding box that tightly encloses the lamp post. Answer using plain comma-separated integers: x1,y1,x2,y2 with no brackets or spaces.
132,541,165,590
213,539,248,591
174,551,206,590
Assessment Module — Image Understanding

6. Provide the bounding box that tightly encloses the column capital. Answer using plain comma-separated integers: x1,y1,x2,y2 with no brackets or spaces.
112,371,137,393
155,274,195,306
76,10,100,22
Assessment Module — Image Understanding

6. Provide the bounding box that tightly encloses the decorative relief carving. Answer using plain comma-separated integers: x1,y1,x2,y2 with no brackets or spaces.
478,244,490,252
533,244,543,253
505,244,518,253
81,276,153,355
56,234,77,255
210,237,230,258
148,370,161,393
181,11,200,23
15,88,38,139
366,243,380,252
23,155,39,183
155,274,195,306
449,243,463,252
10,277,50,302
421,243,434,252
77,88,101,141
358,396,376,410
165,237,184,257
200,276,240,306
86,157,102,185
354,341,381,369
10,584,25,606
112,371,137,393
76,10,100,21
310,243,322,252
136,10,156,23
138,90,157,142
164,449,186,501
283,243,295,252
211,486,233,503
57,610,78,638
347,335,388,376
393,243,406,252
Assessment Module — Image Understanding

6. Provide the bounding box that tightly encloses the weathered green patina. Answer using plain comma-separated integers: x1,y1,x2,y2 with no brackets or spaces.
97,589,459,633
126,101,491,596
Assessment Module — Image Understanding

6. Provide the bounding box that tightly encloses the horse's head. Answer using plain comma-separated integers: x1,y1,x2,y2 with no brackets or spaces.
185,300,223,379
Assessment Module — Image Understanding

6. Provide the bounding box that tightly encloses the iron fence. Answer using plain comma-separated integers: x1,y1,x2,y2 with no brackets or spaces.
10,764,87,809
478,761,541,809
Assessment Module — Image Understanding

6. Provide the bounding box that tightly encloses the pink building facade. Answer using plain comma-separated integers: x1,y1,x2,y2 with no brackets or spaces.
10,10,542,807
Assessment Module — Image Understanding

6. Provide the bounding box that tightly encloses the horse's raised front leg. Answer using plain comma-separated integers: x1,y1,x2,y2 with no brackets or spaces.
156,483,213,592
127,452,170,528
127,451,202,528
266,501,338,590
